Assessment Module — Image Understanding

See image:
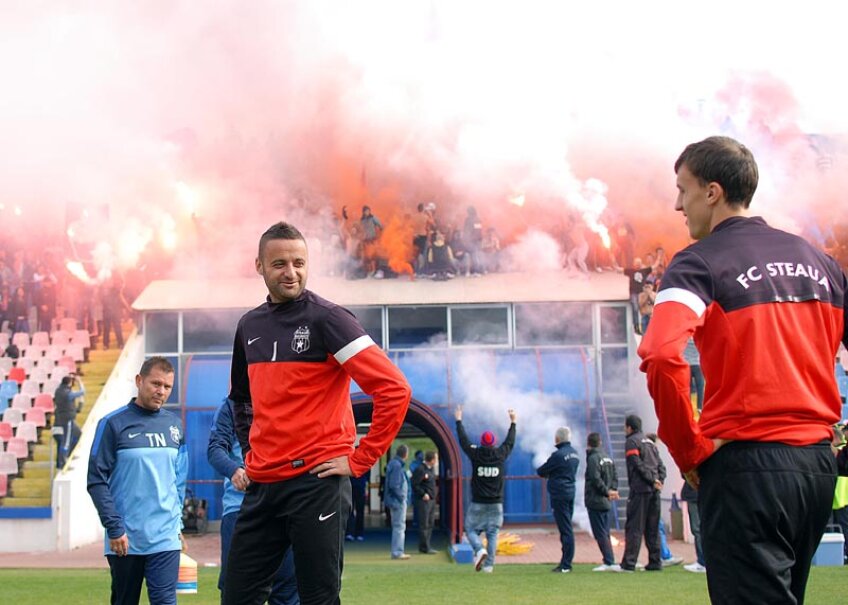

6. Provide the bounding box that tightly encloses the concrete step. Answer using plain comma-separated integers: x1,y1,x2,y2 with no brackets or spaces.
10,477,51,498
2,496,51,507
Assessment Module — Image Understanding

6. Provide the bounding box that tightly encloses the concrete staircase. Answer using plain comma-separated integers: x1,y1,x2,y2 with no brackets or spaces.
3,348,121,508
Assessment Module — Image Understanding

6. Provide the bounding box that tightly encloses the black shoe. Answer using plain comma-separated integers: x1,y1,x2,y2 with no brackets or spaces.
645,565,663,571
551,565,571,573
420,549,438,554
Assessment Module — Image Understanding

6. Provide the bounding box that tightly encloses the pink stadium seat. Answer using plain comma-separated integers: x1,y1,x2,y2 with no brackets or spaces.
11,332,29,349
23,345,45,360
58,357,76,373
11,394,31,411
60,318,78,332
5,437,28,459
0,422,12,443
0,333,9,349
8,367,25,384
34,393,54,414
50,331,71,346
0,358,12,374
0,472,7,498
0,452,17,475
31,332,50,347
15,421,37,444
71,330,91,349
24,407,46,428
65,345,84,363
15,358,35,373
42,378,61,394
35,358,58,371
2,408,23,428
19,380,39,398
29,367,50,385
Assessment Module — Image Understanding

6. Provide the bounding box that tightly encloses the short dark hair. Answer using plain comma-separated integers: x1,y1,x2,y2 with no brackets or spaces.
258,222,306,259
61,375,74,387
674,136,759,209
396,444,409,458
424,450,437,463
140,356,175,377
587,432,601,448
625,414,642,432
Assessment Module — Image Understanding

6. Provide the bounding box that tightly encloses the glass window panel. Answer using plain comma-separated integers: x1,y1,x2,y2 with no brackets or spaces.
145,312,179,353
514,303,592,346
388,306,447,349
601,347,629,393
450,307,509,346
600,306,628,344
183,310,244,353
348,306,383,348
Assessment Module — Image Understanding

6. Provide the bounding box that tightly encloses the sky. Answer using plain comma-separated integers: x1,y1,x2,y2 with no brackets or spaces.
2,0,848,278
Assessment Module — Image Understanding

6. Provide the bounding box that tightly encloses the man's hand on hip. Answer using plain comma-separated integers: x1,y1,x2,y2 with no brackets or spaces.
311,455,353,478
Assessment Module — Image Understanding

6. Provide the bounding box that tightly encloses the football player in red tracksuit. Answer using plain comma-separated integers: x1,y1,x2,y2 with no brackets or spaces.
639,136,848,605
223,222,412,605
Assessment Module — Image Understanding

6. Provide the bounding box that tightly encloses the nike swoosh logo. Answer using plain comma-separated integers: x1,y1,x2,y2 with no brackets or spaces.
318,512,337,522
247,337,261,345
128,433,140,439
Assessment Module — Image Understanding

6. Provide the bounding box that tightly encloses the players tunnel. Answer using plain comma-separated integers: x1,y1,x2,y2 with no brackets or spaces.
351,393,464,544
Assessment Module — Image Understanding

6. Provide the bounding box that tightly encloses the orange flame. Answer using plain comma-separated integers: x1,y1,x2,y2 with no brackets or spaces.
379,214,415,276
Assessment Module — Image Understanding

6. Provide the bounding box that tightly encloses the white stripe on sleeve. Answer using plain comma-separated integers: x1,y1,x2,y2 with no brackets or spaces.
655,287,707,318
334,335,376,365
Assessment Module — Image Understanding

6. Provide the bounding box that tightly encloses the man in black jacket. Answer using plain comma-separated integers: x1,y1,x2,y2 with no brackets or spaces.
455,406,516,573
619,414,665,572
584,432,619,571
537,426,580,573
412,450,438,554
53,375,85,468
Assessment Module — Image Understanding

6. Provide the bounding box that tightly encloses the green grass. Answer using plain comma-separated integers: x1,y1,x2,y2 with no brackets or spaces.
0,558,844,604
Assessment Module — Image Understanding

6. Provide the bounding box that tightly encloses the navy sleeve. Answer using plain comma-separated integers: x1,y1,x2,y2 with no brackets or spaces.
207,400,241,480
323,305,369,354
176,424,188,514
228,320,253,454
455,421,475,460
87,417,124,539
536,452,556,478
657,249,714,308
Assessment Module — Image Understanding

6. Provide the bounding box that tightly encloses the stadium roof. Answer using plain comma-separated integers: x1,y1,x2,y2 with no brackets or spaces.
131,271,628,311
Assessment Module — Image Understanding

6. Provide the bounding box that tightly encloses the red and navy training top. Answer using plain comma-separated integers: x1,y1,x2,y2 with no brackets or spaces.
638,216,848,472
229,289,411,482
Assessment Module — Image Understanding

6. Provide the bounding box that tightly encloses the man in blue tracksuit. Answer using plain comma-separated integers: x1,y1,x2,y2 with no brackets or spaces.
537,426,580,573
87,357,188,605
207,398,299,605
384,444,410,559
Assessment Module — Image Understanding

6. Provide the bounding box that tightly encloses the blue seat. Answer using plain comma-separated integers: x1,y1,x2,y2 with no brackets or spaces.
0,380,18,410
838,375,848,402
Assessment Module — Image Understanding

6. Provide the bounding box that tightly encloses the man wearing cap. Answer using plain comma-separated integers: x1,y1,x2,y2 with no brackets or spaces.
455,407,516,573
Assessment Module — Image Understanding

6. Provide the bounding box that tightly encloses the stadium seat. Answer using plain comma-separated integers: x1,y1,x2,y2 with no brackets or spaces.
2,408,23,428
11,333,29,349
0,358,12,374
45,345,64,363
31,332,50,347
50,331,71,346
0,422,12,443
10,394,31,411
71,330,91,349
0,472,7,498
34,357,57,370
23,345,46,360
58,357,76,373
0,452,17,476
0,333,9,349
29,367,50,385
0,380,17,408
7,367,25,384
60,318,78,332
15,421,37,444
20,380,39,398
33,393,54,414
42,378,61,395
5,437,28,459
24,407,46,428
65,345,84,363
15,358,35,373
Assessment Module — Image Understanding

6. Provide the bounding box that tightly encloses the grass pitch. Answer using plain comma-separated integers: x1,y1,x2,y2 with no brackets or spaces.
0,557,844,604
